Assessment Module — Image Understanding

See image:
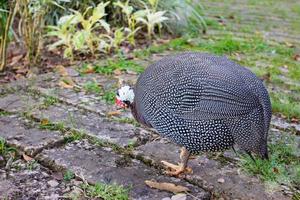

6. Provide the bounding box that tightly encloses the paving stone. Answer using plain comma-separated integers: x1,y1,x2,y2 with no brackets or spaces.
134,139,290,200
0,159,82,200
0,93,43,113
0,115,64,156
31,104,152,147
36,140,210,200
272,115,300,135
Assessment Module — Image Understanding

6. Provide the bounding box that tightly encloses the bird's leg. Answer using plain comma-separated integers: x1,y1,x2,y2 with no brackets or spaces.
161,147,193,176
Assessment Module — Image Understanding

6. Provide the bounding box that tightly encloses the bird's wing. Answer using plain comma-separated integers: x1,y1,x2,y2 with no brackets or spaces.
169,77,259,120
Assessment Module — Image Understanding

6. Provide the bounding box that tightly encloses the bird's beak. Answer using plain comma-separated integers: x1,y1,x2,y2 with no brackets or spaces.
115,98,127,109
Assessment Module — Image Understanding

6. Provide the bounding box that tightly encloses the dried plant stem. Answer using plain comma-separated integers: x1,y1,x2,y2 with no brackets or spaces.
0,0,17,71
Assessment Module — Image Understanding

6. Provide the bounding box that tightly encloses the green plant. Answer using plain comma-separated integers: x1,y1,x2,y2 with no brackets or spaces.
239,134,300,189
26,160,38,170
154,0,207,35
64,170,75,181
113,0,142,45
0,110,11,116
47,2,111,59
103,90,115,104
92,58,144,75
42,96,59,107
0,137,17,161
135,7,168,39
82,182,129,200
83,80,102,94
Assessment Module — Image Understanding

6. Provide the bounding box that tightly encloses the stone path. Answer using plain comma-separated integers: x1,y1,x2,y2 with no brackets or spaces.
1,0,300,199
1,68,299,200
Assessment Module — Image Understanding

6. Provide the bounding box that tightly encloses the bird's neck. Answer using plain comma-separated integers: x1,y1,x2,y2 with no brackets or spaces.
129,100,152,128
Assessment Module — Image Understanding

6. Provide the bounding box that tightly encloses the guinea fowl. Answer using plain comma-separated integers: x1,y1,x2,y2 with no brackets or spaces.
115,52,272,176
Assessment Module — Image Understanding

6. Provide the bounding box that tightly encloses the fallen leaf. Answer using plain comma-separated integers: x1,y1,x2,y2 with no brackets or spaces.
59,81,74,89
107,111,121,117
291,118,299,123
82,65,95,74
273,167,279,174
56,65,69,76
9,54,23,66
41,118,49,125
23,153,33,162
293,54,300,61
145,180,189,193
285,41,295,48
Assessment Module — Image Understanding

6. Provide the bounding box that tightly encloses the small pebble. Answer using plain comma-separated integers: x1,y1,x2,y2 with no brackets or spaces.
217,178,225,183
48,180,59,187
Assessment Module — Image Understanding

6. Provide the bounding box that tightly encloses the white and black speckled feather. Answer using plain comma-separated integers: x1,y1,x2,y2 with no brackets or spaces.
132,52,271,158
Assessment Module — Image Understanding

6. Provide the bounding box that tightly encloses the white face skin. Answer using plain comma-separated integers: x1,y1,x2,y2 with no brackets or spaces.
116,85,135,104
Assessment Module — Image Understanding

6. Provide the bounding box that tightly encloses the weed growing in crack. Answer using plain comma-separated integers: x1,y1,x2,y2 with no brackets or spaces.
63,130,85,143
39,121,66,131
0,137,17,163
0,110,11,116
26,160,38,171
103,90,115,104
81,182,130,200
64,170,75,182
83,80,102,94
42,96,59,108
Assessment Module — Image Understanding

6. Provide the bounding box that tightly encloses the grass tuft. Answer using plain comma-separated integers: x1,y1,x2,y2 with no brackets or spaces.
81,182,130,200
239,134,300,189
83,80,102,94
64,170,75,182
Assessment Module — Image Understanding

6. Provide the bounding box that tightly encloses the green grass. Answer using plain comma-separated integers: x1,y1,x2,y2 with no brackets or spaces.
93,59,144,75
83,80,102,94
81,182,130,200
0,137,17,160
270,92,300,119
41,96,59,108
0,110,10,116
103,90,115,105
239,134,300,190
39,121,66,131
64,170,75,182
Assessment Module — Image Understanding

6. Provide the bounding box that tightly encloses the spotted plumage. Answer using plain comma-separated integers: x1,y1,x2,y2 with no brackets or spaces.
121,52,272,159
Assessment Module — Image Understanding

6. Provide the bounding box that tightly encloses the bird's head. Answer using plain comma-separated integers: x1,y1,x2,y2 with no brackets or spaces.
115,85,135,109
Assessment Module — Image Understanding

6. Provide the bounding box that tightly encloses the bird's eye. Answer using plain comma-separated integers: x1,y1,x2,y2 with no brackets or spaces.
116,91,119,96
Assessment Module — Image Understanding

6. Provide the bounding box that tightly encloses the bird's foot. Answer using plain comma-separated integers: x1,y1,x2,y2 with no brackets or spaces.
161,160,193,176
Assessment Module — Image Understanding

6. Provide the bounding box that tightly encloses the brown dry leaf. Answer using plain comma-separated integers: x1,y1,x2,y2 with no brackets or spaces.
273,167,279,174
285,41,295,48
56,65,69,76
41,118,49,125
9,54,23,66
291,118,299,123
145,180,189,193
15,74,24,79
107,111,121,117
293,54,300,61
23,153,33,162
59,81,74,89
